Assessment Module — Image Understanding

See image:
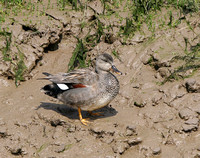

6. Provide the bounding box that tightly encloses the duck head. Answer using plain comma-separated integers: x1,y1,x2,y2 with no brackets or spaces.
95,53,122,75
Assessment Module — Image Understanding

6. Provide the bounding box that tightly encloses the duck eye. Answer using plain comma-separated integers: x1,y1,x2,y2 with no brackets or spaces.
100,58,108,62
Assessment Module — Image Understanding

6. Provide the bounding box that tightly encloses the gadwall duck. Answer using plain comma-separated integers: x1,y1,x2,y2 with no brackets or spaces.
40,53,122,125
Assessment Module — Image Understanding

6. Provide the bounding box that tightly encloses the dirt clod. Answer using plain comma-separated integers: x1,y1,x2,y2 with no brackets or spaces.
8,144,23,156
179,108,197,120
185,79,200,93
0,127,8,138
182,124,198,132
112,141,129,155
152,147,161,155
125,125,137,136
127,137,142,146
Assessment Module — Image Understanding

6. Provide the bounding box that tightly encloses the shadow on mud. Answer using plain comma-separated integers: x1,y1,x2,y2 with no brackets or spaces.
37,102,118,120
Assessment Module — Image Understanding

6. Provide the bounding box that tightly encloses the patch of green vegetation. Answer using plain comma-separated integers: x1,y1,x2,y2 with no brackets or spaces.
161,63,199,84
168,10,182,28
0,29,27,86
57,0,83,11
0,29,12,61
176,0,199,14
0,0,199,86
96,20,104,43
112,49,122,62
68,18,105,71
112,50,119,58
161,43,200,84
121,18,135,37
132,0,162,21
190,43,200,58
35,143,49,156
146,56,154,65
146,13,156,38
85,19,104,47
14,46,27,87
0,0,24,7
80,21,86,31
68,38,88,72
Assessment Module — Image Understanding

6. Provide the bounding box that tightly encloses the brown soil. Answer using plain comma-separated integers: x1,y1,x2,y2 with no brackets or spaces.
0,1,200,157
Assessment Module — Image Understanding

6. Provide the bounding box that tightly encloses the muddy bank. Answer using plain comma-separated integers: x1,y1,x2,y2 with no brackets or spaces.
0,0,200,157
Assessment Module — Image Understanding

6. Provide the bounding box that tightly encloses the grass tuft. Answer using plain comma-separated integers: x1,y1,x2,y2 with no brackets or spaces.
68,38,88,72
14,46,27,87
161,42,200,84
0,29,12,61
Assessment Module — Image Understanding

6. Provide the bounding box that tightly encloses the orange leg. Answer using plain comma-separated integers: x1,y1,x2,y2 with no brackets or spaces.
78,107,90,126
88,111,104,116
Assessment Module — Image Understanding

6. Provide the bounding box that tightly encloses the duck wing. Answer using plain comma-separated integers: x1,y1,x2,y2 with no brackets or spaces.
41,68,98,86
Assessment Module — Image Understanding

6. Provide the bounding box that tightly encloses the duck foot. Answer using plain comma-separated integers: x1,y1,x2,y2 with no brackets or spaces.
80,118,91,126
88,111,104,116
78,107,91,126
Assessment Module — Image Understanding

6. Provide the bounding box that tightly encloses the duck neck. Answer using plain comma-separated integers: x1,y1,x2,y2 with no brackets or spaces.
95,67,109,76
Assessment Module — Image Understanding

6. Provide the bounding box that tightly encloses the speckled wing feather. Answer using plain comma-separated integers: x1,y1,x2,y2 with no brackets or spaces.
42,68,98,85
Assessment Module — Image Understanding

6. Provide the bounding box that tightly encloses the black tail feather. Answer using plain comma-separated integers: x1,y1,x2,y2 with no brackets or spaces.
42,83,63,98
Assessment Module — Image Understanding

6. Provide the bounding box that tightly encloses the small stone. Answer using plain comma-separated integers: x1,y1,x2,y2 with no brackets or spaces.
127,137,142,146
152,147,161,155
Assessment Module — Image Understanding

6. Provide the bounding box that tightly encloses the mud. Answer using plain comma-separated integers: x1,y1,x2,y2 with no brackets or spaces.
0,0,200,157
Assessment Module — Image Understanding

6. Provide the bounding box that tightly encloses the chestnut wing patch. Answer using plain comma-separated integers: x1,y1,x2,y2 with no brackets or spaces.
72,84,87,88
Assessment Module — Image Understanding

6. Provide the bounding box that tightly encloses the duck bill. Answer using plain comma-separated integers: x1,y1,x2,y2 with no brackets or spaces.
111,65,122,75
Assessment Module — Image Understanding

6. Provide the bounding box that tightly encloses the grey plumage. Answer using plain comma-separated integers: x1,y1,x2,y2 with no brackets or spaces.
40,53,121,125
